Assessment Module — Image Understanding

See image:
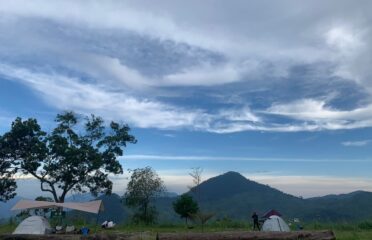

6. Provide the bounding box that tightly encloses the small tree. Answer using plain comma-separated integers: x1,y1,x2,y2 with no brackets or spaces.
124,167,165,224
188,167,203,203
189,212,214,232
0,111,136,203
173,194,199,225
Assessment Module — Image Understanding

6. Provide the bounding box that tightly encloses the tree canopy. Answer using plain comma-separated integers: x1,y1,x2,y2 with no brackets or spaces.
0,111,136,202
173,194,199,225
125,166,165,224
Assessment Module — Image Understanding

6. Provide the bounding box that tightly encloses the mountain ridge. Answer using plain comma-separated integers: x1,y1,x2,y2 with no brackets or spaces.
1,171,372,223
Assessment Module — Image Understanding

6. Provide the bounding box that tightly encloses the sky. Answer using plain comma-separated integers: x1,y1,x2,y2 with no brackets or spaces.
1,0,372,199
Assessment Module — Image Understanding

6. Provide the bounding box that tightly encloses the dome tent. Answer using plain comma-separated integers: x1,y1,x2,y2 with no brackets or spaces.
13,216,52,235
261,215,290,232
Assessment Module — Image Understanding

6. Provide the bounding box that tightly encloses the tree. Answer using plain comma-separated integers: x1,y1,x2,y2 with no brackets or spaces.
189,212,214,232
173,194,199,225
0,111,136,203
188,167,203,203
124,167,165,224
0,161,16,202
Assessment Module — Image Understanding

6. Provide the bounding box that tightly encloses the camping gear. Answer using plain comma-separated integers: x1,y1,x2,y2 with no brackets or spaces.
80,227,90,236
66,225,76,233
261,215,290,232
13,216,53,235
101,220,116,229
12,199,105,234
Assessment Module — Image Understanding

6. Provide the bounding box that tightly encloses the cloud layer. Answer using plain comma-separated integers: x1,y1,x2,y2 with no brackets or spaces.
1,0,372,132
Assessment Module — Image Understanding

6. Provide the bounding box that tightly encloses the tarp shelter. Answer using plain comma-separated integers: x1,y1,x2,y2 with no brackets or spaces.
261,215,290,232
13,216,52,235
11,199,104,235
263,209,282,218
11,199,104,214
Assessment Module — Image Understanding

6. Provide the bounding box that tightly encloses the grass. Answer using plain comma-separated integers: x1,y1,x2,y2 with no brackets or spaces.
3,219,372,239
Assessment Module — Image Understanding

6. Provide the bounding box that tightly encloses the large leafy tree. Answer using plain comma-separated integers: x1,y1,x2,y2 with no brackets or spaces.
0,111,136,203
125,167,165,224
173,194,199,225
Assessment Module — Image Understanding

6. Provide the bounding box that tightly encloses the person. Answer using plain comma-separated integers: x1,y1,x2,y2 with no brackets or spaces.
252,212,260,230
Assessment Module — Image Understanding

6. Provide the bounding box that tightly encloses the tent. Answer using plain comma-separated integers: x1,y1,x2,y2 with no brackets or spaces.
263,209,282,218
13,216,52,235
261,215,290,232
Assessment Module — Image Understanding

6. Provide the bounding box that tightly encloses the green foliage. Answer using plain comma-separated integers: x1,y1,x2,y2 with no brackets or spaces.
125,167,165,225
34,196,53,216
0,111,136,203
173,194,199,225
358,221,372,230
212,217,248,229
189,211,214,232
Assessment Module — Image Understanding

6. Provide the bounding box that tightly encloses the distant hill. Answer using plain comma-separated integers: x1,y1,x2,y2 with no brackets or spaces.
0,196,22,219
67,193,129,224
305,191,372,221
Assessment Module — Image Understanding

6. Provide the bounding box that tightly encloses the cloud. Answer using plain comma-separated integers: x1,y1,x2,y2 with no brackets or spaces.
264,98,372,130
162,63,242,86
123,154,371,163
341,140,371,147
0,63,209,129
0,63,269,132
1,1,372,133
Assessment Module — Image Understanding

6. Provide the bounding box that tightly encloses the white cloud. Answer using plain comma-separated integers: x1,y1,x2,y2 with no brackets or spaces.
265,98,372,130
325,26,372,91
0,63,209,129
0,63,267,132
341,140,371,147
162,63,242,86
1,1,372,132
123,154,371,163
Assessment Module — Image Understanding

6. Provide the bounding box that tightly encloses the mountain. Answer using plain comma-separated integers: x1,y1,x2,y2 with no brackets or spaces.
67,193,129,224
65,193,96,202
186,171,306,220
0,196,22,219
305,191,372,221
2,172,372,223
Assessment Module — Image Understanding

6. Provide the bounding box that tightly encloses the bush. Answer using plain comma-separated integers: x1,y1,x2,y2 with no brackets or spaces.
358,221,372,230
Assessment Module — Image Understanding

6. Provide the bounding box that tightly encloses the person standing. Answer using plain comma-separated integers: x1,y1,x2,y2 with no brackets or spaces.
252,212,260,230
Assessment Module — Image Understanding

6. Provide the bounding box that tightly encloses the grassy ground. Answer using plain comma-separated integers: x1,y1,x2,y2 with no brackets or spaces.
2,220,372,239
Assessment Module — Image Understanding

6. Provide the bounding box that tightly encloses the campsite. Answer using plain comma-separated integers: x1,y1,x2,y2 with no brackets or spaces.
1,0,372,239
1,171,372,239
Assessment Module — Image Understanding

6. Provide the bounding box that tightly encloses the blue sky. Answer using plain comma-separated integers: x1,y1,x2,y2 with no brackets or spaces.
1,0,372,198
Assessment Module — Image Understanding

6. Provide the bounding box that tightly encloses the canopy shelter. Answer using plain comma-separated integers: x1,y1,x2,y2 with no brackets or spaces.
11,199,104,214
